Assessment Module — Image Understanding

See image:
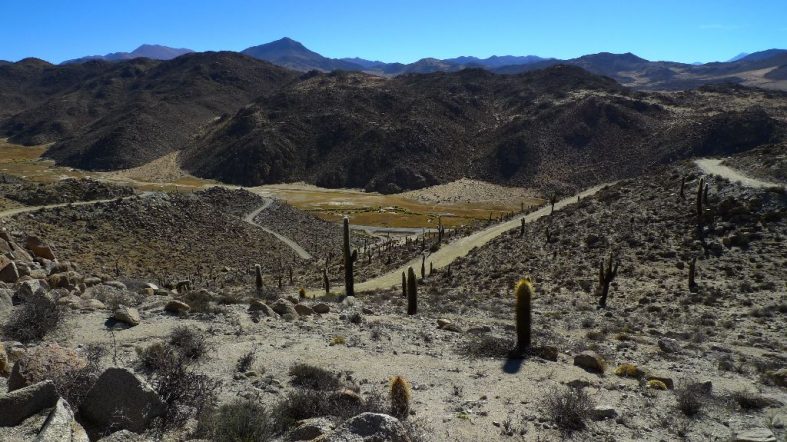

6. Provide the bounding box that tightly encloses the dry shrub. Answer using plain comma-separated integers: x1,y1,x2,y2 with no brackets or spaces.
168,326,210,362
459,335,515,359
541,386,594,433
675,381,710,417
289,363,343,390
3,293,61,343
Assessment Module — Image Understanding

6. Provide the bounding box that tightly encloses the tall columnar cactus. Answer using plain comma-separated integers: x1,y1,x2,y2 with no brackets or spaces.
550,194,557,215
407,267,417,315
688,257,698,292
343,217,356,297
520,217,525,238
514,278,534,351
402,272,407,297
390,375,412,419
255,264,263,294
696,177,705,230
679,176,686,199
597,254,619,308
420,254,426,279
322,268,330,295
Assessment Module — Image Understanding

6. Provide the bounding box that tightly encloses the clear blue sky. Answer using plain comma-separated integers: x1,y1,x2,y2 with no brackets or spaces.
1,0,784,64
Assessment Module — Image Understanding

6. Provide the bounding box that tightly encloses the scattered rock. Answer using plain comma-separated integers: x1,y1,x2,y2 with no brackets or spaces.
113,306,141,326
248,300,273,316
164,300,191,315
573,351,606,373
657,338,681,353
25,237,56,261
80,368,166,434
323,413,409,442
645,372,674,389
591,405,618,421
271,298,298,317
0,380,59,426
436,318,451,328
103,281,127,290
294,304,314,316
733,428,776,442
0,257,19,283
15,279,48,302
313,303,331,314
8,343,87,391
771,414,785,429
36,397,87,441
0,343,9,377
288,417,336,440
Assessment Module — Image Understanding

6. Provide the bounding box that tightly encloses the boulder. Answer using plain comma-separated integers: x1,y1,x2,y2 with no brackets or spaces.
80,368,166,434
0,257,19,283
313,303,331,314
15,279,48,302
103,281,127,290
0,342,9,377
35,397,86,442
271,298,298,317
0,288,12,311
8,343,87,391
657,338,681,353
248,300,272,316
164,300,190,314
591,405,618,421
113,306,141,326
81,299,106,311
733,428,776,442
436,318,451,328
294,304,314,316
25,237,56,261
288,417,336,440
645,371,674,389
323,413,409,442
48,271,83,289
573,351,606,373
0,380,59,426
83,277,102,287
96,429,149,441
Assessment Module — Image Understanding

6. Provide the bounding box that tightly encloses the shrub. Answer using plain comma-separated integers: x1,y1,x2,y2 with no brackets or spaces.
460,335,515,359
236,351,255,373
271,388,385,430
198,399,276,442
647,380,668,390
730,390,773,410
288,363,343,391
540,386,593,433
3,293,61,343
675,381,709,417
168,326,210,362
614,363,644,378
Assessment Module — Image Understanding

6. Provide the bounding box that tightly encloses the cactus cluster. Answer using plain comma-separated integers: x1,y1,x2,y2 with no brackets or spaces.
514,278,534,351
597,254,619,308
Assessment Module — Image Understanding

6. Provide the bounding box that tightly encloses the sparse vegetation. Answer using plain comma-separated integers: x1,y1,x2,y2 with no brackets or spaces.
3,293,62,343
541,386,594,433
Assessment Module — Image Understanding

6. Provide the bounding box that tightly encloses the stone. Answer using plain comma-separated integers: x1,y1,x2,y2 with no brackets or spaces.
81,299,106,311
436,318,451,328
47,271,83,289
771,414,785,429
733,428,776,442
286,295,300,305
8,343,87,391
15,279,48,302
142,283,159,291
573,351,606,373
531,346,558,362
324,413,409,442
96,429,148,441
0,257,19,283
271,298,298,317
113,306,141,326
83,277,102,287
0,288,12,311
164,300,190,314
80,367,166,434
25,237,56,261
288,417,336,440
35,397,82,442
248,300,272,316
313,303,331,314
0,380,59,426
591,405,618,421
103,281,127,290
0,342,9,377
657,338,681,353
294,304,314,316
645,372,674,389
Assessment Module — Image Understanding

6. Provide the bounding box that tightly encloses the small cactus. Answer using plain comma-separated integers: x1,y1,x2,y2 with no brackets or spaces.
299,287,306,299
401,271,407,297
407,267,417,315
597,254,619,308
322,267,330,295
254,264,263,294
688,256,698,292
514,278,534,351
389,375,411,419
342,217,356,297
420,254,426,279
696,177,705,231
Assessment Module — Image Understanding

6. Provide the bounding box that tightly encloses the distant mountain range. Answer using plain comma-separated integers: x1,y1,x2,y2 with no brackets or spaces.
62,44,194,64
47,38,787,91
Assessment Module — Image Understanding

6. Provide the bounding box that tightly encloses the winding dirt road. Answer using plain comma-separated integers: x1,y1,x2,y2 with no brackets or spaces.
695,158,786,189
242,199,314,260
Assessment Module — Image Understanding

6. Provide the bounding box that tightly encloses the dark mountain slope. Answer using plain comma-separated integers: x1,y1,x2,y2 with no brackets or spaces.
1,52,297,169
241,37,364,72
61,44,194,64
182,65,786,193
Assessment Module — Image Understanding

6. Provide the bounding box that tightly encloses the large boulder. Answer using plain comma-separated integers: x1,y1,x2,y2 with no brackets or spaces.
113,306,141,326
733,428,776,442
0,256,19,283
15,279,48,302
323,413,409,442
0,380,59,426
25,237,56,261
573,351,606,373
271,298,298,317
0,342,9,377
35,397,90,442
164,300,190,315
0,288,12,311
80,368,166,434
8,343,87,391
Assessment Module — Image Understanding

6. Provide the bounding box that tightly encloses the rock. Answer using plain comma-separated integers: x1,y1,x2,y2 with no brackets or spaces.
80,368,166,434
47,271,83,289
164,300,190,314
767,368,787,387
591,405,618,421
8,343,87,391
733,428,776,442
81,299,106,311
658,338,681,353
103,281,127,290
0,257,19,283
142,283,159,291
15,279,48,302
0,380,59,426
0,343,9,377
271,298,298,317
531,346,558,362
113,306,141,326
436,318,451,328
324,413,409,442
286,295,300,305
0,288,12,311
248,300,273,316
645,372,674,389
573,351,606,373
83,277,102,287
96,429,149,441
313,303,331,314
294,304,314,316
442,323,463,333
288,417,336,440
25,237,56,261
771,414,785,429
35,397,86,442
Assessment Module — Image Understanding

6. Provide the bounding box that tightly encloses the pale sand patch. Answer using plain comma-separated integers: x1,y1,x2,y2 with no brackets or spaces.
101,151,203,184
400,178,542,206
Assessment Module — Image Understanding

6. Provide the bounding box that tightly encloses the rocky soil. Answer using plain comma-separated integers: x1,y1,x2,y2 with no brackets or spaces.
0,175,134,206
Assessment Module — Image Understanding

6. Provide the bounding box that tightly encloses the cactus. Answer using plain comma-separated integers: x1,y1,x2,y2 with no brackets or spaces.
322,267,330,295
402,272,407,297
342,217,356,297
288,266,293,285
429,262,433,276
597,254,619,308
520,217,525,237
514,278,534,351
688,257,698,292
550,194,557,215
679,176,686,199
420,254,426,279
255,264,263,294
407,267,417,315
389,375,411,419
696,177,705,231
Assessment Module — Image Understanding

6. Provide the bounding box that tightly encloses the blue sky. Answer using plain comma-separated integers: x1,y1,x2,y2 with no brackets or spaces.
1,0,784,64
